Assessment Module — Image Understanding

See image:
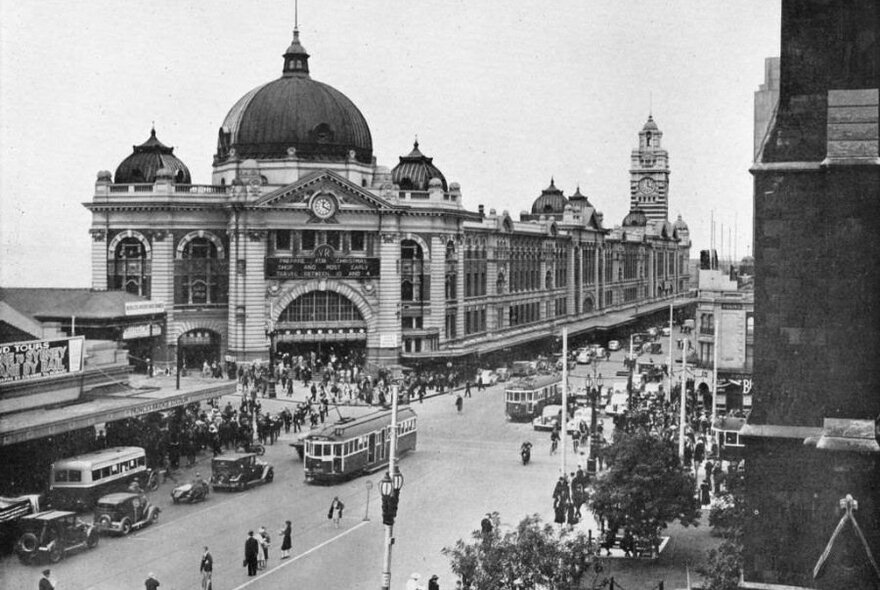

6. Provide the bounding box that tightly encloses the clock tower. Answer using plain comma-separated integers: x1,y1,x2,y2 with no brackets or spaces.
629,115,670,222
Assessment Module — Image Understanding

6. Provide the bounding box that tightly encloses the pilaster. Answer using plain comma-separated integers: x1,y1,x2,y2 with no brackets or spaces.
455,236,465,338
149,231,174,340
90,229,107,290
241,230,268,360
428,235,446,333
375,228,401,362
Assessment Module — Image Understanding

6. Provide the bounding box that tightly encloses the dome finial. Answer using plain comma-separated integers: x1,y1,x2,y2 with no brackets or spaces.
150,122,156,137
414,134,419,150
283,1,310,77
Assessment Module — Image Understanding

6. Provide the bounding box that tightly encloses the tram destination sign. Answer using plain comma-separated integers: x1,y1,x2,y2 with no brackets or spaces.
265,256,380,279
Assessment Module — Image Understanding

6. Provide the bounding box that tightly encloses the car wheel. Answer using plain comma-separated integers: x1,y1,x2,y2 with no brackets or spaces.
18,532,39,553
49,545,63,563
146,471,160,492
255,445,265,456
149,508,160,522
265,469,274,483
86,531,99,549
120,518,132,535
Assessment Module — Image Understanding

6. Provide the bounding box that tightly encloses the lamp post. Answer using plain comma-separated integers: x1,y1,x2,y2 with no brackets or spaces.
380,381,403,590
586,373,603,475
266,329,276,399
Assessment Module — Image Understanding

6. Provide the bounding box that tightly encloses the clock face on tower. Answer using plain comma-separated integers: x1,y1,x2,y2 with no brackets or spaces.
311,194,337,219
638,177,657,194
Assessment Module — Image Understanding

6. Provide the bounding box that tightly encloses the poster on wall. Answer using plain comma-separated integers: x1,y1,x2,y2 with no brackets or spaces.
0,336,85,385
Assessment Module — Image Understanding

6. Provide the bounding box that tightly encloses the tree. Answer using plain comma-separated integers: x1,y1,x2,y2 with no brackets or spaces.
698,464,744,590
588,430,701,550
442,513,609,590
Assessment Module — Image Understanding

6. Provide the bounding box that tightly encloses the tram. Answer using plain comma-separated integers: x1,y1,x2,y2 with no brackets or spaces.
302,407,417,484
505,374,562,422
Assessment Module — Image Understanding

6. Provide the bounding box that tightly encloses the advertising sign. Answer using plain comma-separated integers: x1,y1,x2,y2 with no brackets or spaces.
122,324,163,340
0,336,85,384
265,257,380,280
124,301,166,316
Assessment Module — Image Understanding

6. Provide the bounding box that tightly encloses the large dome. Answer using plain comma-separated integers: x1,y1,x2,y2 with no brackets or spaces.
115,128,191,184
215,30,372,164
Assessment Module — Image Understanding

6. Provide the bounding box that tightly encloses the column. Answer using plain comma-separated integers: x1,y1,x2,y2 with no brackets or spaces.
90,229,108,290
428,235,446,333
241,230,268,361
375,227,402,364
150,232,175,342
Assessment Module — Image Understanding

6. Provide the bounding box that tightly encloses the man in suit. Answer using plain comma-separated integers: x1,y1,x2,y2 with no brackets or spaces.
244,531,259,576
200,546,213,589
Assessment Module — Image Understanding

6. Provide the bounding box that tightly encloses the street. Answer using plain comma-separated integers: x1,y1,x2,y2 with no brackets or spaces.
0,332,698,590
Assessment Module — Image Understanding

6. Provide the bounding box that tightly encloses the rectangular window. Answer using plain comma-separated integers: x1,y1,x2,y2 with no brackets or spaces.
326,231,341,250
276,230,291,251
69,470,82,482
92,469,102,481
350,231,365,251
55,470,68,483
302,230,316,250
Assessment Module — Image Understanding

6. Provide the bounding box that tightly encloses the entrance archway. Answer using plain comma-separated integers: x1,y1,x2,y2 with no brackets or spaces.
274,290,368,369
178,329,221,370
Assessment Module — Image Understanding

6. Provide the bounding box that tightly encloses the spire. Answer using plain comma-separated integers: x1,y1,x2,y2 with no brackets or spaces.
282,5,310,77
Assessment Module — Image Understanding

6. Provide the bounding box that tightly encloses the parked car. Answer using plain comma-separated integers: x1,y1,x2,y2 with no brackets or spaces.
494,367,511,382
93,492,160,535
476,369,498,387
211,453,274,492
171,480,210,504
607,340,621,352
532,404,563,431
15,511,99,564
576,348,592,364
511,361,537,377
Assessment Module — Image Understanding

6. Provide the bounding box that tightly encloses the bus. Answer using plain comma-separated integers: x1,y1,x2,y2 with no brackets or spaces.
505,374,562,422
302,407,417,484
49,447,153,511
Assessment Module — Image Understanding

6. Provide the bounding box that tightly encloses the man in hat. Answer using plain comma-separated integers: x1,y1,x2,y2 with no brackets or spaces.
428,574,440,590
405,572,423,590
144,572,160,590
200,545,213,590
39,569,55,590
244,531,259,576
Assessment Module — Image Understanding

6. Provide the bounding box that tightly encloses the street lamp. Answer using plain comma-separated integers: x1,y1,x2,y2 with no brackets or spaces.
380,467,404,590
586,373,603,475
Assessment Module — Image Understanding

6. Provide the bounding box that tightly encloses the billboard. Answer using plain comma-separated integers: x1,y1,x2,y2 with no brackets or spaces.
0,336,85,385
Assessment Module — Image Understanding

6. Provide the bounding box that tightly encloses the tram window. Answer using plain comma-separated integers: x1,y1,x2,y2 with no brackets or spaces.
334,443,342,456
302,230,316,250
55,470,68,482
138,456,146,467
69,471,82,482
351,231,365,251
92,470,101,480
101,467,112,479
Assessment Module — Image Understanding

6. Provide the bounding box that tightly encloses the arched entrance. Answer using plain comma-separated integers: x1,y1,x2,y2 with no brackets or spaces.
178,329,222,370
274,290,368,368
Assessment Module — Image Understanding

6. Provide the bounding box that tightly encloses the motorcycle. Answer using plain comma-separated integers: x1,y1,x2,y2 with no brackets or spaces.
520,442,532,465
236,442,266,456
170,480,210,504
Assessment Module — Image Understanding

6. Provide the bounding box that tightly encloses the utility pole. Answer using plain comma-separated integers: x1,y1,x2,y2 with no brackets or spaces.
667,303,674,403
679,337,688,461
712,315,720,419
561,327,568,478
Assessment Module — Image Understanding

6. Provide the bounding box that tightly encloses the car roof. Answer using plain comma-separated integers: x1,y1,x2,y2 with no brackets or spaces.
97,492,139,504
21,510,76,521
212,452,255,462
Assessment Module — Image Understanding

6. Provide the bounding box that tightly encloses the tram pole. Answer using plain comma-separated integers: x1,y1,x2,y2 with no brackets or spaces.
380,383,402,590
561,327,568,479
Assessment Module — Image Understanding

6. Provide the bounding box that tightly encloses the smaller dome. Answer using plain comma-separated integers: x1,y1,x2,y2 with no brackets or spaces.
643,115,659,131
391,141,448,191
531,178,567,215
97,170,112,182
115,128,191,184
622,208,648,227
673,214,689,231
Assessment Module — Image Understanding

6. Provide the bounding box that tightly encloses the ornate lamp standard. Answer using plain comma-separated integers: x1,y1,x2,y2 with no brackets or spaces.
586,373,603,475
380,385,404,590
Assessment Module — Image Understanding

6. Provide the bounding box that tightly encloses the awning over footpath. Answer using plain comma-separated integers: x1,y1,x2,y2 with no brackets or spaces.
0,376,235,446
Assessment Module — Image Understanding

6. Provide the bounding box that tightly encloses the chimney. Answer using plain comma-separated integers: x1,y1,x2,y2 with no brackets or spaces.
478,204,485,217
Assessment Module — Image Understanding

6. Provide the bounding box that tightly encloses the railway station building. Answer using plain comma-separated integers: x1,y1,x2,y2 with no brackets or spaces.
84,26,692,374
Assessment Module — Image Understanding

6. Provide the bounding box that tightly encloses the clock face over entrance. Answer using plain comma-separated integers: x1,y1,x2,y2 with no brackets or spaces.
638,177,657,194
311,194,337,219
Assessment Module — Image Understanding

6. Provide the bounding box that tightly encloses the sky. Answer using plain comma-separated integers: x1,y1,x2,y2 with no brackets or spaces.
0,1,781,287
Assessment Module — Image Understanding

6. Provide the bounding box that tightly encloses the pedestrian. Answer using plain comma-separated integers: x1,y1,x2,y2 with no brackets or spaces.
406,572,423,590
550,428,560,454
428,574,440,590
39,569,55,590
258,525,271,568
464,381,472,397
455,394,463,413
244,530,259,576
280,520,292,559
200,546,213,590
144,572,160,590
328,496,345,528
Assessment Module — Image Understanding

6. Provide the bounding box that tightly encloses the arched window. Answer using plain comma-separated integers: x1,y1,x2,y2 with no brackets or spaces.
175,235,228,305
545,270,553,290
496,271,506,295
109,236,150,296
277,291,364,325
401,280,414,302
445,241,457,301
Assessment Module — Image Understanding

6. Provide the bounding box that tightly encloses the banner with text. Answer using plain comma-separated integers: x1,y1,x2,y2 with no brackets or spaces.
0,336,85,385
265,257,380,280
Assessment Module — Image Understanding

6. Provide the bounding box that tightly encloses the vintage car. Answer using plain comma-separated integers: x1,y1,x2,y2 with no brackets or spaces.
210,452,274,491
494,367,511,382
93,492,159,535
532,404,563,431
15,510,99,564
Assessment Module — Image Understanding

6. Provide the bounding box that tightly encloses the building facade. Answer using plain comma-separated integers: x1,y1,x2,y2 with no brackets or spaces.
84,27,691,372
742,1,879,588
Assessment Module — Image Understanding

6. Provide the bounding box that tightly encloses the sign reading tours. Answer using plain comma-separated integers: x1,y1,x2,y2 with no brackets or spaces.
265,257,380,280
0,336,85,384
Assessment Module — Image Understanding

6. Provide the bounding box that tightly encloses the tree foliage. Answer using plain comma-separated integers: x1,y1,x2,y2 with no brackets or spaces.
698,465,744,590
442,513,609,590
588,430,701,546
